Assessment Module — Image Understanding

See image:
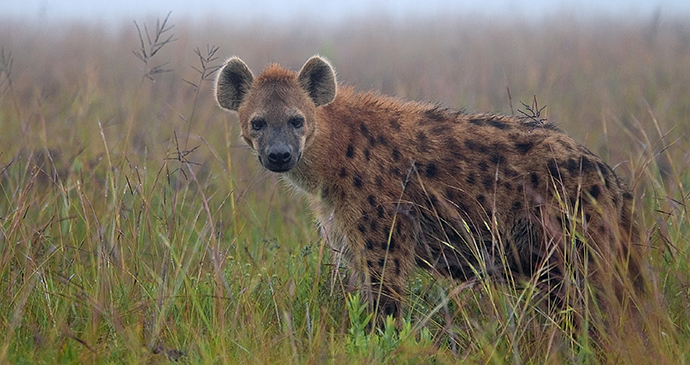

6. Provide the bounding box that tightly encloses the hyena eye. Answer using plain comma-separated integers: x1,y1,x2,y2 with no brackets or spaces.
288,116,304,129
251,118,267,131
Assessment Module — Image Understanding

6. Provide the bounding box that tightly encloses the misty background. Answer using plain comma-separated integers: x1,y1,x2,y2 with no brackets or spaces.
3,0,690,25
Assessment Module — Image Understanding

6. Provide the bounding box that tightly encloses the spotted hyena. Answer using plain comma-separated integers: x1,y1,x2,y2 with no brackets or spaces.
215,55,645,324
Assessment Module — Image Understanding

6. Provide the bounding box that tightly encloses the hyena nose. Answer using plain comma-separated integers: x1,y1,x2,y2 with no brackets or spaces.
267,145,292,166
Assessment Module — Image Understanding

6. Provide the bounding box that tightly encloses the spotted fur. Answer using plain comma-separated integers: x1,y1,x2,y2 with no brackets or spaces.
216,55,645,324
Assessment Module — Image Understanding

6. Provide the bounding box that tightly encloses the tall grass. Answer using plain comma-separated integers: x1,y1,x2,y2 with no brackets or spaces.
0,13,689,363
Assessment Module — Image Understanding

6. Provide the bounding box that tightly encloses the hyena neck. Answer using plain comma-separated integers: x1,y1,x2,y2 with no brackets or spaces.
284,87,401,199
284,155,322,195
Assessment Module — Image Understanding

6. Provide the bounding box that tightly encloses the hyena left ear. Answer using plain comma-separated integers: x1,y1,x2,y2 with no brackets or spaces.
216,57,254,111
298,56,337,107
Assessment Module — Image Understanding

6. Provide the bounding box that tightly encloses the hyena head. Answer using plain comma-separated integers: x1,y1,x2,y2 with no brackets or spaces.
215,56,337,172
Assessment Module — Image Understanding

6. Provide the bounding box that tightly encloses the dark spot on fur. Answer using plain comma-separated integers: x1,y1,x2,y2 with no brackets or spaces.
389,238,396,252
596,161,609,176
322,187,329,199
512,201,522,210
467,173,476,185
488,119,510,130
589,185,601,200
339,168,347,178
417,132,429,152
390,167,401,176
378,258,385,268
346,145,354,158
517,185,523,193
469,118,486,126
446,188,455,201
392,149,400,161
482,175,494,190
370,220,378,232
367,260,374,268
354,174,363,188
478,161,488,171
623,191,633,200
359,123,369,137
566,158,579,174
458,201,470,213
389,119,401,131
530,173,540,188
375,176,383,187
424,107,446,122
358,224,367,233
366,240,375,250
504,168,518,177
581,157,595,173
597,161,612,188
377,206,385,218
368,195,376,206
446,137,466,160
547,160,560,177
515,141,534,154
429,193,438,205
384,303,397,316
425,163,438,178
489,151,505,165
364,149,371,161
477,195,485,204
431,125,449,135
394,258,401,275
504,182,512,190
465,139,488,154
377,135,388,146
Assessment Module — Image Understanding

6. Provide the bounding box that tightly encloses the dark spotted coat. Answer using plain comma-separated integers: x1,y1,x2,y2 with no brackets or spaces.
216,57,644,322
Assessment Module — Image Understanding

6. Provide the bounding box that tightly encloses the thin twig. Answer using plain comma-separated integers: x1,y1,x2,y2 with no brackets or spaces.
132,12,176,80
517,95,547,125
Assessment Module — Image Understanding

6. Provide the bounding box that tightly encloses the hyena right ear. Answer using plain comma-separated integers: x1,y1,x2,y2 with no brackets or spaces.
215,57,254,111
298,56,337,107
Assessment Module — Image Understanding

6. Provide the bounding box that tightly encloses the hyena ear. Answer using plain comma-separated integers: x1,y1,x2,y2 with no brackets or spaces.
215,57,254,111
298,56,337,107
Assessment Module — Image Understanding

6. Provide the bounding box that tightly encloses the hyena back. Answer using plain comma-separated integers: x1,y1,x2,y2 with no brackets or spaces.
215,55,645,325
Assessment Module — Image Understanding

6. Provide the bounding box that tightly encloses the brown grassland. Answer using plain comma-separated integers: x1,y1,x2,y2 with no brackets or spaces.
1,12,690,363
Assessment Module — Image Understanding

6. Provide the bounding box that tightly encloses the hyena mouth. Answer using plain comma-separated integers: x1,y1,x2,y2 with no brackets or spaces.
266,164,293,173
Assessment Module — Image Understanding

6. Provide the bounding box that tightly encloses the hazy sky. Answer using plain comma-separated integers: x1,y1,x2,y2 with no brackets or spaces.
3,0,689,25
